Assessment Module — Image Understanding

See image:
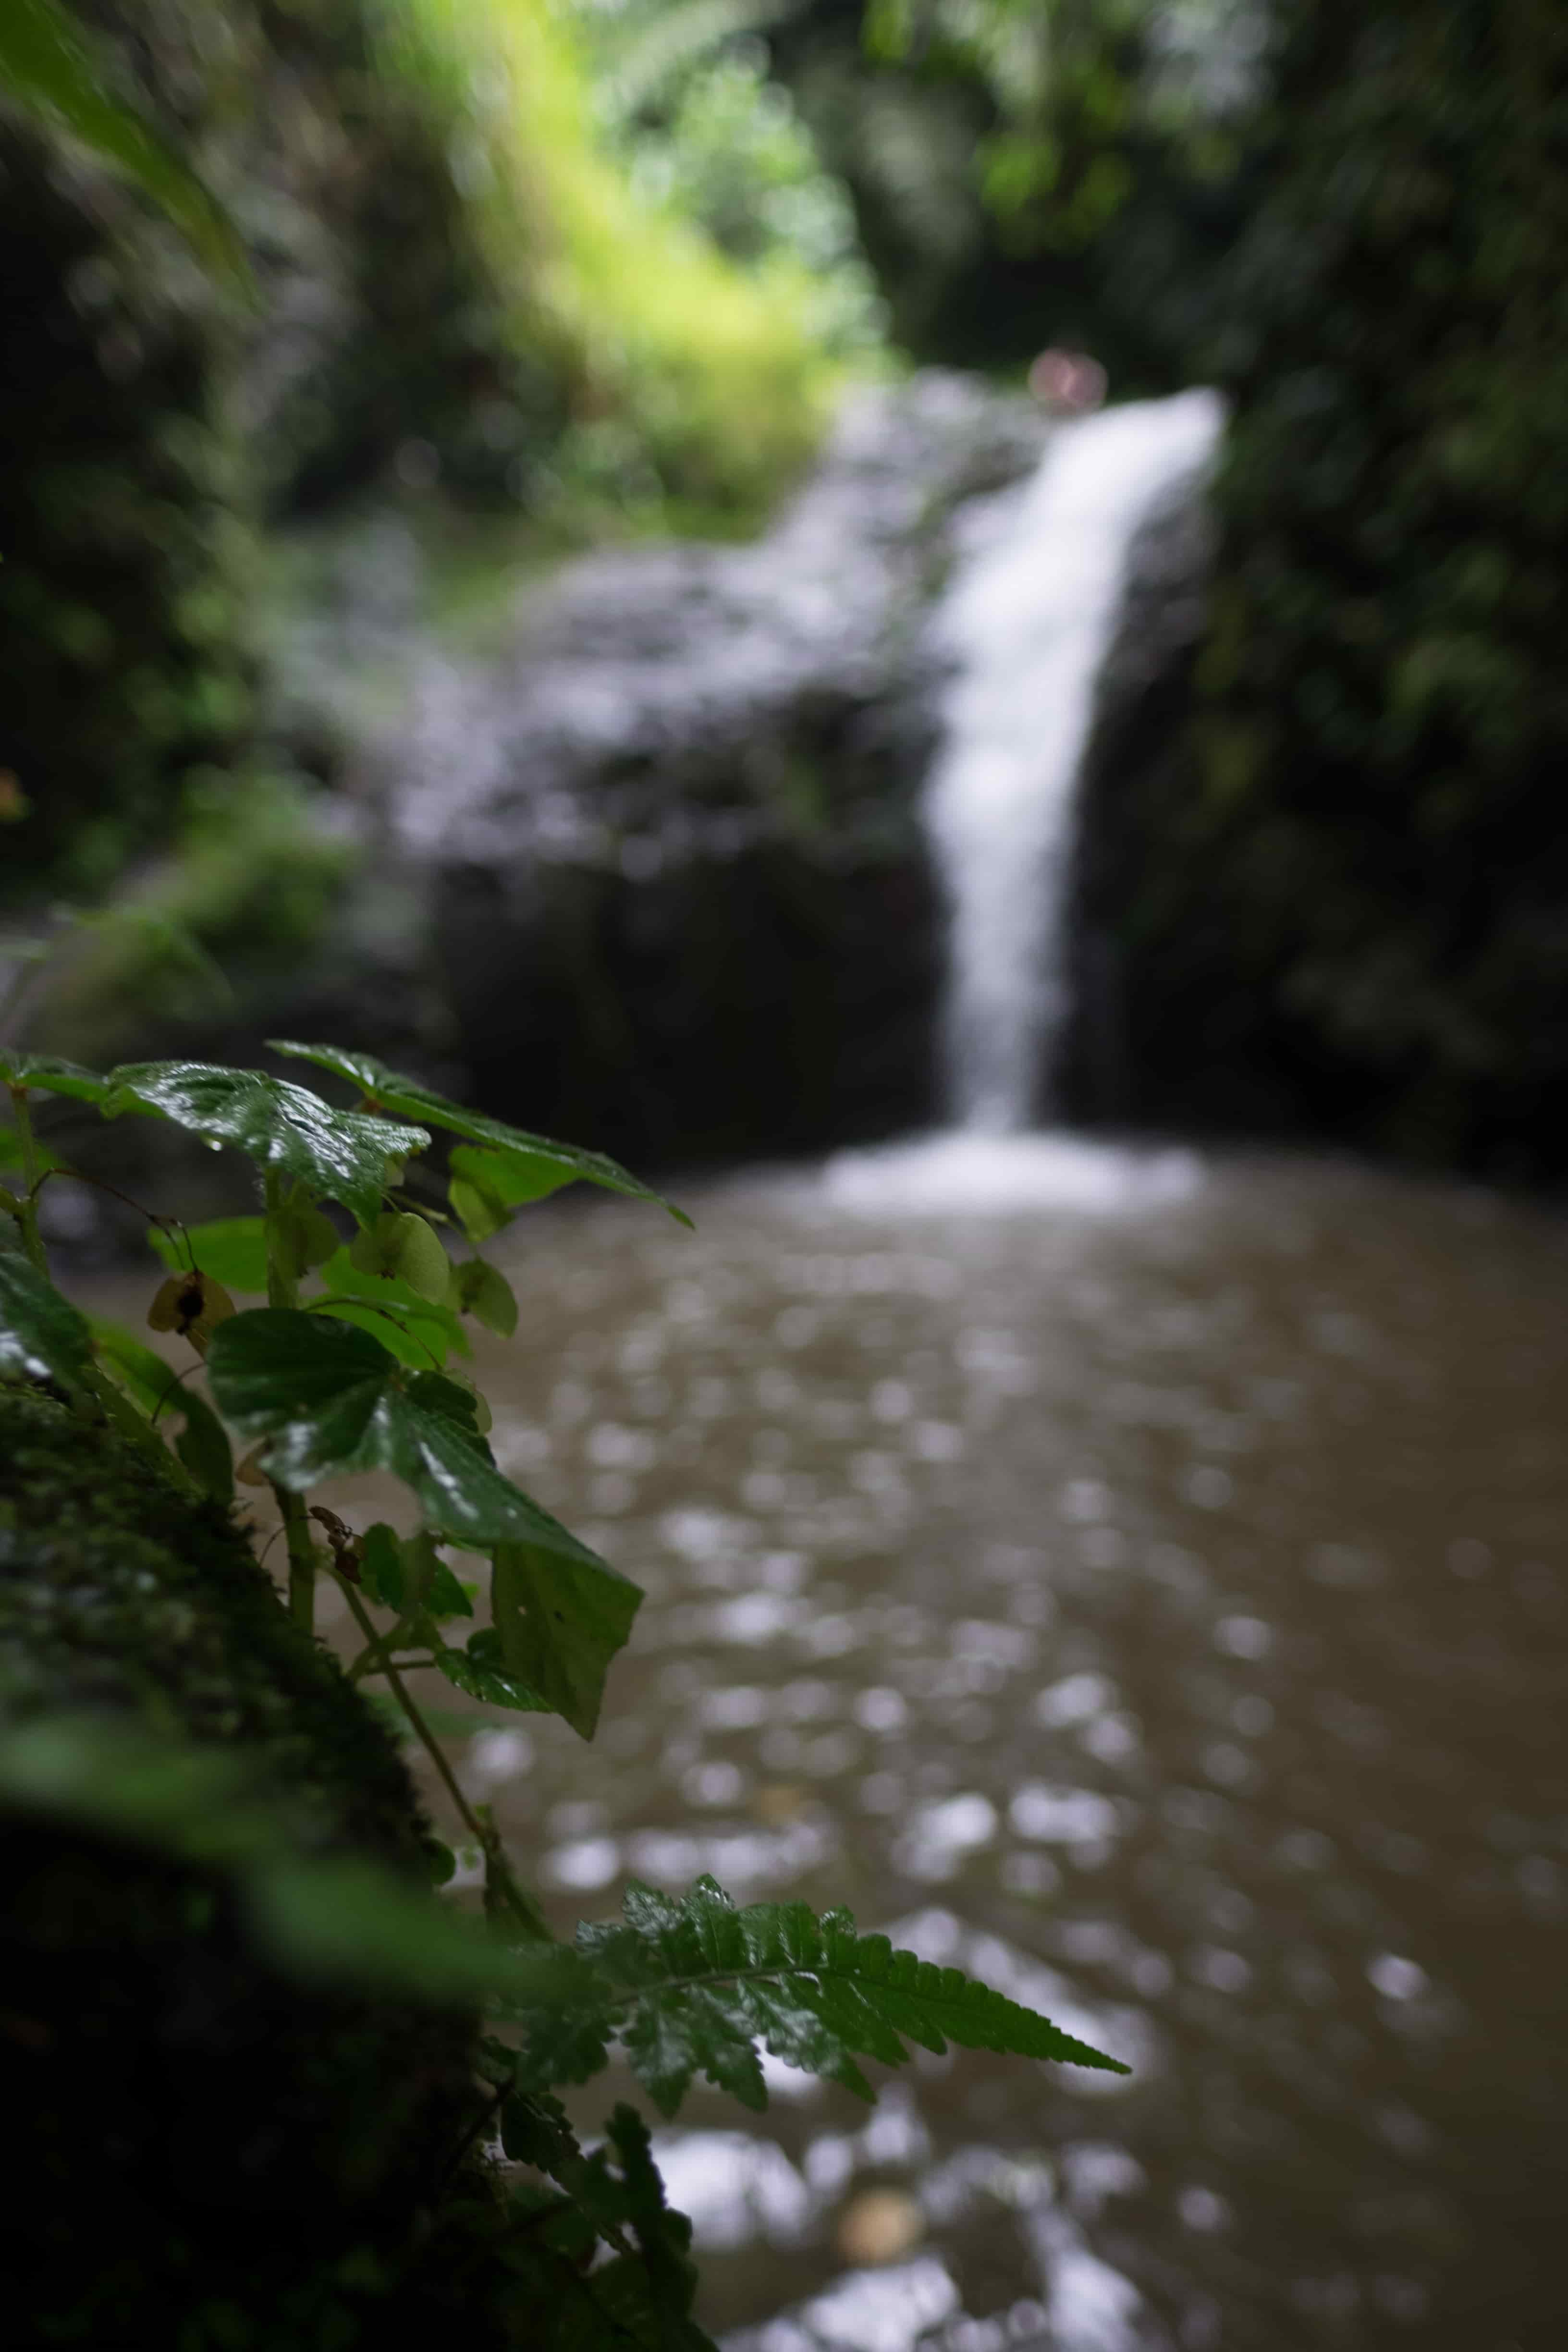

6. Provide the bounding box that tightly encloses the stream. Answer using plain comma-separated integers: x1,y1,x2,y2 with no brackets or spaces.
75,1134,1568,2349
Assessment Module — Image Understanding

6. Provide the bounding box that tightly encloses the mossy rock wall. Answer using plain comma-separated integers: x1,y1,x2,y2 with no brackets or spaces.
1065,0,1568,1181
0,1391,507,2350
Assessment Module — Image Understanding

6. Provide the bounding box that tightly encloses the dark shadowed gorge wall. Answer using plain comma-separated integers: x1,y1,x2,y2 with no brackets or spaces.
1066,0,1568,1183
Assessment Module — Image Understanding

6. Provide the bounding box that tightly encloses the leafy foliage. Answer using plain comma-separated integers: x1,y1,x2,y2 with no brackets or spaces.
502,1875,1129,2115
0,1040,1128,2343
270,1041,691,1224
106,1062,429,1226
0,0,244,281
0,1252,92,1388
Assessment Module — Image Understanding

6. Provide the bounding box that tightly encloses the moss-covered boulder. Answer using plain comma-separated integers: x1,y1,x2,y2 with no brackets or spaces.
0,1391,509,2350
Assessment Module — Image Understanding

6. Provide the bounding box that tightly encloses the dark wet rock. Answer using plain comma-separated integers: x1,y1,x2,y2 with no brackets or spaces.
1054,464,1230,1133
387,373,1045,1164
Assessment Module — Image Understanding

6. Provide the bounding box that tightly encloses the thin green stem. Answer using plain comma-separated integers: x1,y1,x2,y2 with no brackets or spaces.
271,1482,317,1632
260,1173,317,1629
263,1169,299,1310
7,1085,48,1273
332,1571,548,1943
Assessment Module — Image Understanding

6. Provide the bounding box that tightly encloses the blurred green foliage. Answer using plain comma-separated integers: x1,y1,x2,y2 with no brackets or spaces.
0,0,851,915
1067,0,1568,1178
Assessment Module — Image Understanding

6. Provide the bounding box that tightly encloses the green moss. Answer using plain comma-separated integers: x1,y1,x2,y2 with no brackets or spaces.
0,1389,519,2350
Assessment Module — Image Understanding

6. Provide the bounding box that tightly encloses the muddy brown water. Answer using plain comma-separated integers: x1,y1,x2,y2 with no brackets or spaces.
76,1138,1568,2351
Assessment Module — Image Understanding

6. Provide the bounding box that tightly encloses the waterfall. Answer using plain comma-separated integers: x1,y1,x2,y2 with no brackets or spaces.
926,388,1224,1134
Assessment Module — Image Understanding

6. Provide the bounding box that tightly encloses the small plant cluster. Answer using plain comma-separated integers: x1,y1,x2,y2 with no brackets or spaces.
1,1038,1127,2347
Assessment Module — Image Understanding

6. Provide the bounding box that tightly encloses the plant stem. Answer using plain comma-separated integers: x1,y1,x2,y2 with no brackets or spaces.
260,1171,318,1629
332,1570,549,1943
7,1085,48,1273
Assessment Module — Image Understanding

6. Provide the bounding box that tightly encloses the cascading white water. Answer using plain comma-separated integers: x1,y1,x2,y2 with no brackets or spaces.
926,388,1224,1134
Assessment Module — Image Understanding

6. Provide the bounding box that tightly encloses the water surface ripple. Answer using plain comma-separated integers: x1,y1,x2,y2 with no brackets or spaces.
113,1144,1565,2351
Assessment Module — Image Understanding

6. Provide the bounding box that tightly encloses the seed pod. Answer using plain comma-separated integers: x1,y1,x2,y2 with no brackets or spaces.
147,1269,235,1354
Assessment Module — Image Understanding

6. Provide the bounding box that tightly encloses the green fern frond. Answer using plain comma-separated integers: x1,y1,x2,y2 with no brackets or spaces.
509,1876,1130,2117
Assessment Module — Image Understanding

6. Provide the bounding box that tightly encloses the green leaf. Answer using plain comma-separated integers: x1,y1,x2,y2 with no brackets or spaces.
0,1254,92,1388
451,1256,518,1337
315,1244,466,1369
148,1215,270,1294
0,1048,112,1105
423,1555,475,1623
449,1164,509,1245
206,1309,613,1556
359,1521,405,1610
268,1041,690,1226
436,1628,551,1714
104,1062,429,1226
349,1209,450,1302
0,0,248,285
90,1320,235,1501
572,1876,1130,2119
492,1539,642,1740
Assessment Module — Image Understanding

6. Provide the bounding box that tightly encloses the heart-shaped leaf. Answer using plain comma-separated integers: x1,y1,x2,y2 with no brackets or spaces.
491,1539,642,1740
0,1050,112,1105
268,1042,689,1226
0,1254,92,1388
206,1309,615,1559
105,1062,428,1226
148,1215,270,1294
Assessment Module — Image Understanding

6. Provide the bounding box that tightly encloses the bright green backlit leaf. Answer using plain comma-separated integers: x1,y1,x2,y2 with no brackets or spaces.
491,1538,642,1740
314,1244,466,1370
105,1062,428,1226
148,1215,270,1293
269,1041,689,1226
0,1254,92,1388
449,1168,509,1244
0,1048,112,1104
451,1256,519,1337
206,1309,613,1555
350,1210,451,1303
347,1214,454,1307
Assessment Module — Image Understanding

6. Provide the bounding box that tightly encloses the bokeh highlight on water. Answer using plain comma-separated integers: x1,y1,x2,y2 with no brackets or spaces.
224,1142,1561,2352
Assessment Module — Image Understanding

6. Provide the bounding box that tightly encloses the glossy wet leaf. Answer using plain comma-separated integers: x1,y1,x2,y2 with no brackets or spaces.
436,1627,551,1714
492,1539,642,1740
0,1254,91,1388
0,1049,111,1105
91,1320,235,1501
148,1215,270,1294
206,1309,615,1556
269,1041,689,1225
566,1876,1130,2119
105,1062,428,1226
